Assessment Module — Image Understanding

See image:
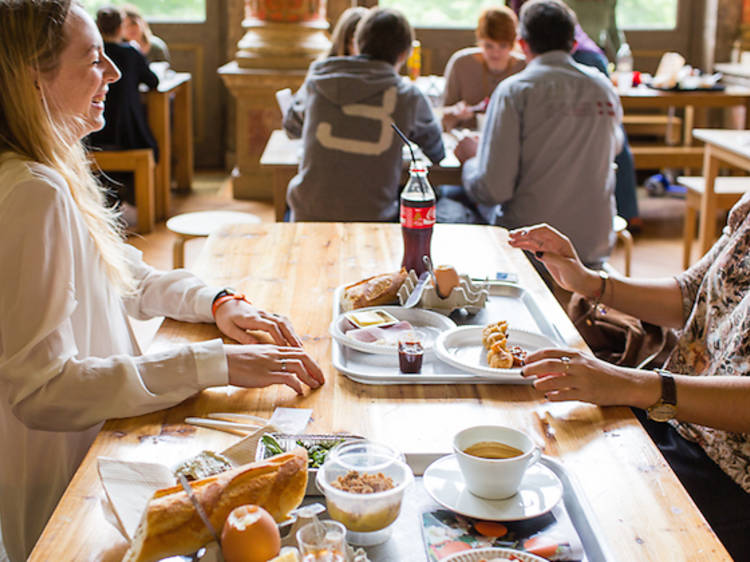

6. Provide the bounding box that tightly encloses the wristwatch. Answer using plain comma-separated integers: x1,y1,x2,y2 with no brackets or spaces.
212,287,238,304
647,369,678,422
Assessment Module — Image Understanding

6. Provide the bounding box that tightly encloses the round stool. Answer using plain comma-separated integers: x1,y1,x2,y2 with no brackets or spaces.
613,215,633,276
166,210,261,268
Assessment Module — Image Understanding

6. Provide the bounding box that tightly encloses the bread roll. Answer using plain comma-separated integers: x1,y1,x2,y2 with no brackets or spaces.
123,448,308,562
342,269,407,311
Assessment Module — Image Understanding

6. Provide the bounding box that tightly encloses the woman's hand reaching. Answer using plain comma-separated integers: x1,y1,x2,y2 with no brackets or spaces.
214,299,303,347
508,224,600,297
522,348,656,408
225,344,325,395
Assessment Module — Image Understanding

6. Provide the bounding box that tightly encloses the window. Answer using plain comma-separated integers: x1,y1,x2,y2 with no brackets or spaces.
617,0,677,30
378,0,678,30
80,0,205,22
378,0,498,28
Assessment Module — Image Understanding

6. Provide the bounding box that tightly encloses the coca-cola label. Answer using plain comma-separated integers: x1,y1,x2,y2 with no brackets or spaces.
400,204,436,229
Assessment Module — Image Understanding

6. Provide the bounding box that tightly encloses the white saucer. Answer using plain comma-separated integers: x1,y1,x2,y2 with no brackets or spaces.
435,327,558,378
423,455,563,521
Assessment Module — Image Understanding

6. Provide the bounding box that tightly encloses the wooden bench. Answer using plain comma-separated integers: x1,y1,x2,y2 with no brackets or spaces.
89,149,155,234
631,145,704,170
677,175,749,267
623,114,682,145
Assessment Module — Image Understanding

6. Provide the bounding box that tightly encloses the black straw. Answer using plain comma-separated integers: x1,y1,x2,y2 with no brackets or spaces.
391,122,417,168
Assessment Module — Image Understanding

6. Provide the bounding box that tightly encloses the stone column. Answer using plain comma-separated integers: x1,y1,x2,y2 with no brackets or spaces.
219,0,330,200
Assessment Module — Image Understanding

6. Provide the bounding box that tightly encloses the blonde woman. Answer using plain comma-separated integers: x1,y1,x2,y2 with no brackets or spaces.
122,3,170,63
0,2,323,560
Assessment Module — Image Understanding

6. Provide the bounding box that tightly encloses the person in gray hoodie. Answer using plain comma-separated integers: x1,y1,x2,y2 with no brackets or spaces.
283,8,445,222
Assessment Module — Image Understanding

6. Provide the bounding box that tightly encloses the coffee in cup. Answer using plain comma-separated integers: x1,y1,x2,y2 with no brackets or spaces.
453,425,541,500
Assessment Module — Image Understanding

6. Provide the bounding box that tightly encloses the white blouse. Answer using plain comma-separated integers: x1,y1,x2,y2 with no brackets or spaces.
0,155,228,561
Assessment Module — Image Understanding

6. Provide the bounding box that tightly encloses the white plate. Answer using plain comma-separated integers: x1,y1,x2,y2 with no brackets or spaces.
435,327,558,377
442,547,548,562
329,306,456,355
423,455,563,521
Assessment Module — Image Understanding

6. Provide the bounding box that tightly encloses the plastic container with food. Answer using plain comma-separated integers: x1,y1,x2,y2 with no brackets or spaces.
315,440,413,546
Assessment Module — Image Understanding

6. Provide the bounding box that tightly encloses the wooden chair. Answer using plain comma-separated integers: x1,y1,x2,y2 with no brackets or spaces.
166,210,261,268
677,176,749,268
89,149,155,233
613,215,633,276
624,114,682,145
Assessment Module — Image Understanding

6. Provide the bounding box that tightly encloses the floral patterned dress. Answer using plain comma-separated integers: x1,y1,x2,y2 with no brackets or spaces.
667,191,750,493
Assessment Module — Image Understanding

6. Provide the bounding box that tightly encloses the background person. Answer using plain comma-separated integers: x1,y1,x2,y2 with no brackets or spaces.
441,6,525,131
87,5,159,215
122,3,170,64
327,6,368,57
283,7,444,222
0,2,323,559
455,0,621,268
510,204,750,559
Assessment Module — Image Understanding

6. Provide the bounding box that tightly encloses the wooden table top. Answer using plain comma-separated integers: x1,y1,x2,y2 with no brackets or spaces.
619,85,750,108
261,130,461,170
31,223,729,561
693,128,750,160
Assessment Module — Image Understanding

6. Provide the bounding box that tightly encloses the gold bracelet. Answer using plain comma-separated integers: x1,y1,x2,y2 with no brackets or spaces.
591,270,609,308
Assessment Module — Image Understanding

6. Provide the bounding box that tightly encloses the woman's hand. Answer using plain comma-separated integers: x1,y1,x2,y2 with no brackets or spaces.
225,344,325,395
507,224,598,296
522,348,657,408
214,299,303,347
442,101,475,131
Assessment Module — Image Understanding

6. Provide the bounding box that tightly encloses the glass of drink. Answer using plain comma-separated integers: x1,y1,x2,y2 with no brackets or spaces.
398,333,424,374
296,519,346,562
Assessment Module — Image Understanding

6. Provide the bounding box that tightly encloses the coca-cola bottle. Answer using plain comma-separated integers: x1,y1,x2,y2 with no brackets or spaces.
400,160,435,276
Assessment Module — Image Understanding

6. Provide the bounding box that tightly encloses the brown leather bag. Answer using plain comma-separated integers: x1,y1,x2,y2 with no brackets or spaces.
567,293,678,369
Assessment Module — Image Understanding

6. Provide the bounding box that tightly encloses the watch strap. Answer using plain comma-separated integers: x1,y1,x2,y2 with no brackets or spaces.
656,369,677,406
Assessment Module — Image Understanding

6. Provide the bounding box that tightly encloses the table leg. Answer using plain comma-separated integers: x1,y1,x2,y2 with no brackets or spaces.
134,155,155,234
173,81,194,192
273,169,295,221
148,92,171,220
697,145,719,258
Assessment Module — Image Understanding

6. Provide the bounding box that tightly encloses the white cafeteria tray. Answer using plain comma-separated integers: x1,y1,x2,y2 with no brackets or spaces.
331,281,565,384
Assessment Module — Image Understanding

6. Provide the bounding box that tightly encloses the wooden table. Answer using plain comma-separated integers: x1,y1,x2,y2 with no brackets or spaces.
30,223,730,561
690,129,750,256
147,72,194,220
619,86,750,170
260,131,461,221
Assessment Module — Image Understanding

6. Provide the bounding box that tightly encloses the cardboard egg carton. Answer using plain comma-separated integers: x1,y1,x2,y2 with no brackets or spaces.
397,270,489,314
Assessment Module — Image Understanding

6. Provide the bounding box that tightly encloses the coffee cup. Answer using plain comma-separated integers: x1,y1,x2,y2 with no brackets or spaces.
453,425,541,500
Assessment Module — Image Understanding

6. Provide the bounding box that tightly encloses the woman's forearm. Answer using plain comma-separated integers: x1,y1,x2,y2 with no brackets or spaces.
581,271,684,329
629,372,750,434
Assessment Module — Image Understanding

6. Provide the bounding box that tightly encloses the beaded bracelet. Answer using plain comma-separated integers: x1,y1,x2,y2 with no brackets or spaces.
211,293,250,317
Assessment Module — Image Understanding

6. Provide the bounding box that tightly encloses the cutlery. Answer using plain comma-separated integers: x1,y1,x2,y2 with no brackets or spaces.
403,271,430,308
184,417,265,434
423,255,443,298
207,412,269,424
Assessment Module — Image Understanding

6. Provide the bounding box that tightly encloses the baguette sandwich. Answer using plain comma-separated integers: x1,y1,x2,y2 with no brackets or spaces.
123,448,308,562
342,269,407,311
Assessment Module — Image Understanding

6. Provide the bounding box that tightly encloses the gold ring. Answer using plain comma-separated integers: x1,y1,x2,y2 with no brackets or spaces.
281,360,287,372
561,356,571,372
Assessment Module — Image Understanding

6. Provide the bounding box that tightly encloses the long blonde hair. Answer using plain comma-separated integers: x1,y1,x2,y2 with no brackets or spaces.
0,0,135,293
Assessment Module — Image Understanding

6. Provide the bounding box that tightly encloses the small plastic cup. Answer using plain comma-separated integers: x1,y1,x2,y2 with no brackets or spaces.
296,519,346,562
397,332,424,374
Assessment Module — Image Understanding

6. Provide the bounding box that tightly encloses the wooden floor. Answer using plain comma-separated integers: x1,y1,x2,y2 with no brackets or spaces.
127,172,704,348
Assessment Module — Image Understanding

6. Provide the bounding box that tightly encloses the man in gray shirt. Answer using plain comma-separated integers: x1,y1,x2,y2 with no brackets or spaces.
456,0,621,267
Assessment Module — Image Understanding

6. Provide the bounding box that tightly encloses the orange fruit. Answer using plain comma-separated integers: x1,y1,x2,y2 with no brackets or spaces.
221,504,281,562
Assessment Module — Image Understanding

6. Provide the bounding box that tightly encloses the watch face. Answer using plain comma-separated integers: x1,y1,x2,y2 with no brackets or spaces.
648,403,677,422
